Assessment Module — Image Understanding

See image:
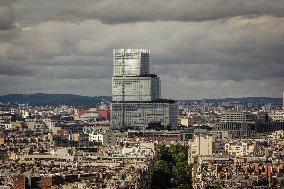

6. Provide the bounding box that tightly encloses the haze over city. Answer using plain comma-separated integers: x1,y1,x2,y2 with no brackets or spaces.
1,0,284,99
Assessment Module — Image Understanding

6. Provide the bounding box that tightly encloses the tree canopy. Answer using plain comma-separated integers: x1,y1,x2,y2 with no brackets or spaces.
152,143,192,189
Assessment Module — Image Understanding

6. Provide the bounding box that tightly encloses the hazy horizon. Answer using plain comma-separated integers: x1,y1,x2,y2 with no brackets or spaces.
0,92,282,101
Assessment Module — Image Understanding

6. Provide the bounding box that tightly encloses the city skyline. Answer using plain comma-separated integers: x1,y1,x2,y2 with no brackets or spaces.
1,0,284,99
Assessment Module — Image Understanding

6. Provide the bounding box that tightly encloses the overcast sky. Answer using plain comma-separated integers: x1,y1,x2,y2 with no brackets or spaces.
0,0,284,99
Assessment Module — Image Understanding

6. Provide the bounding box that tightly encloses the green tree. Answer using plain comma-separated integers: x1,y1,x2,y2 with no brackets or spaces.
174,151,188,163
177,183,192,189
152,160,171,189
154,160,170,173
156,144,174,167
170,143,188,163
153,144,193,189
170,143,184,155
172,162,192,184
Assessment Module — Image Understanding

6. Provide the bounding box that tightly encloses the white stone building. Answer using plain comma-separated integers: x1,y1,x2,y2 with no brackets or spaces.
189,134,214,163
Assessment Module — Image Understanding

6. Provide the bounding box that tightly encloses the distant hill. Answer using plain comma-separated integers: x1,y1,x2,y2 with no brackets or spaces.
0,94,281,107
179,97,282,106
0,93,111,107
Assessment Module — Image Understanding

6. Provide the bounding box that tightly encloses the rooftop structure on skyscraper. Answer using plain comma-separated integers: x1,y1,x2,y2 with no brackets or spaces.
113,49,150,77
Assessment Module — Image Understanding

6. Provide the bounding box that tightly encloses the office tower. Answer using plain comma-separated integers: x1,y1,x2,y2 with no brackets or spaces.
220,112,256,123
111,49,178,129
111,100,178,129
112,49,160,101
215,112,256,138
113,49,149,77
112,76,161,101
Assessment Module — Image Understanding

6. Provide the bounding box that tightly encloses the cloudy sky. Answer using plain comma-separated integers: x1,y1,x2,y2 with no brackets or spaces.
1,0,284,99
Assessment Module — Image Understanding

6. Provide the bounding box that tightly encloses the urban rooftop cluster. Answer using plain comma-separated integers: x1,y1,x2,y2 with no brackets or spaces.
0,49,284,188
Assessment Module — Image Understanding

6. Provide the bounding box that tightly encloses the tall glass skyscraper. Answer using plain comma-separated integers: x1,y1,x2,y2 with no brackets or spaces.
113,49,150,77
111,49,178,129
112,49,160,101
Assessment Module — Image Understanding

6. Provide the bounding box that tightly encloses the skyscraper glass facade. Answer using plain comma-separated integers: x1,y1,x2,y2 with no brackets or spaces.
111,49,178,129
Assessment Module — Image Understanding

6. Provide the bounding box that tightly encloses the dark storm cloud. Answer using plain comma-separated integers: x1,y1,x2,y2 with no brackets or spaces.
0,0,284,98
0,0,15,30
34,65,111,80
69,0,284,23
0,63,35,76
154,61,284,82
0,74,111,96
13,0,284,24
